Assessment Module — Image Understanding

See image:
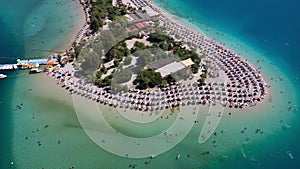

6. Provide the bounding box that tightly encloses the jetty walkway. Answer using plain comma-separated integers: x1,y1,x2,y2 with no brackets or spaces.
0,58,48,70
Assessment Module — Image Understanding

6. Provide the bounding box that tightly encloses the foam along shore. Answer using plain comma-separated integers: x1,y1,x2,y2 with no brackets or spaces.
22,0,88,57
60,0,90,50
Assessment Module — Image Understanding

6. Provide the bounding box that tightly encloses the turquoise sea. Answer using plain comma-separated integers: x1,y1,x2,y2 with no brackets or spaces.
0,0,85,168
0,0,300,168
152,0,300,78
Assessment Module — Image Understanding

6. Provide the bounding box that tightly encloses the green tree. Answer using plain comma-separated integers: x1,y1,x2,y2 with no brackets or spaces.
166,75,176,84
132,41,146,52
95,76,112,87
161,80,168,87
96,70,102,79
112,68,132,84
113,60,120,67
123,56,132,65
137,69,162,89
191,64,199,74
90,16,102,33
147,33,173,43
100,66,107,74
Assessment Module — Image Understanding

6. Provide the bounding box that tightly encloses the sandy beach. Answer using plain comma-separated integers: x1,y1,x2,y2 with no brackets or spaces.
56,1,86,51
22,0,87,57
6,0,300,168
10,64,297,168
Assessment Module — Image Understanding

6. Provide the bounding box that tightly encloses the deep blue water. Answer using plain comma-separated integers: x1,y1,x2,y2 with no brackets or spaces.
153,0,300,78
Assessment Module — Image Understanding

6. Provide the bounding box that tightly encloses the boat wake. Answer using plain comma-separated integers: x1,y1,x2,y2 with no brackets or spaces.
241,148,247,158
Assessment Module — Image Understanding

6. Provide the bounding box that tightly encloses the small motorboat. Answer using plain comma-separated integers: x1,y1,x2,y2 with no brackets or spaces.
150,155,156,159
0,74,7,79
29,68,41,74
176,154,181,159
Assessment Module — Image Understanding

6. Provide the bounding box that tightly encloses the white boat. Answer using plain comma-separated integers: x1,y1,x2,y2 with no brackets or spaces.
150,155,156,159
176,154,181,159
0,74,7,79
287,151,294,160
29,68,41,74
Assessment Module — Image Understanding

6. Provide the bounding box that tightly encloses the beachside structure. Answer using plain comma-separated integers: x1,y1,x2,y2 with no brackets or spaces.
125,10,151,24
17,58,48,65
149,57,195,77
16,58,48,69
149,57,176,70
125,20,152,33
180,58,194,67
155,61,186,77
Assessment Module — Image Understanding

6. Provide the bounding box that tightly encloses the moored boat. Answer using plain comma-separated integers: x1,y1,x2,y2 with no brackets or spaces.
29,68,41,74
0,74,7,79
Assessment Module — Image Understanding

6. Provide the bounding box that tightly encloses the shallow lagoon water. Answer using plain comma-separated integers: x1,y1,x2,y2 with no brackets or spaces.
0,0,299,168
